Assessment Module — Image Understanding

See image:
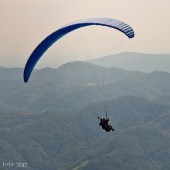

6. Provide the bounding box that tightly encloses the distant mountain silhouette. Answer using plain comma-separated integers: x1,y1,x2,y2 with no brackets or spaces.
87,52,170,73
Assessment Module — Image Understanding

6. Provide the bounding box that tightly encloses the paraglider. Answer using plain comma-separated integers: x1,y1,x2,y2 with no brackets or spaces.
98,117,114,132
98,111,114,132
23,17,135,82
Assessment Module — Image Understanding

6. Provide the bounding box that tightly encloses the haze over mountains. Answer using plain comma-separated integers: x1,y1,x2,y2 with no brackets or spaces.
0,53,170,169
88,52,170,73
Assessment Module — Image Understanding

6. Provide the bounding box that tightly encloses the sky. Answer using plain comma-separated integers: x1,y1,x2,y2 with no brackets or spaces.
1,0,170,68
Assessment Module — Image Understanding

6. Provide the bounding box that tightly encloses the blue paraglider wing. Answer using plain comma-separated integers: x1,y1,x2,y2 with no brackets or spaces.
24,18,135,82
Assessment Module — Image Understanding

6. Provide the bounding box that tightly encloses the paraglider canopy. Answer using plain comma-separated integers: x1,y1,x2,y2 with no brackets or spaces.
24,17,135,82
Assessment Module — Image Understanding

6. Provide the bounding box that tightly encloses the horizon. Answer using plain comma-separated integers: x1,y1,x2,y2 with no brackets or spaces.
0,51,170,69
1,52,170,75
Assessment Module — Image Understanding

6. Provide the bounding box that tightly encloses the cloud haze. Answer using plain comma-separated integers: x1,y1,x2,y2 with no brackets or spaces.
1,0,170,68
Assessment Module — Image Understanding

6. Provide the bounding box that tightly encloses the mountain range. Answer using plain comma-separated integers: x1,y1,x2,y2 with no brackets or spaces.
0,54,170,169
1,60,170,112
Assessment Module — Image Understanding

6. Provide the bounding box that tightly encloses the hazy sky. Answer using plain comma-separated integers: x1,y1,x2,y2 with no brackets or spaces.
1,0,170,68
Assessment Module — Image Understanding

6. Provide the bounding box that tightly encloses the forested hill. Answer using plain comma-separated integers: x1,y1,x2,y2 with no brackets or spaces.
0,96,170,170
